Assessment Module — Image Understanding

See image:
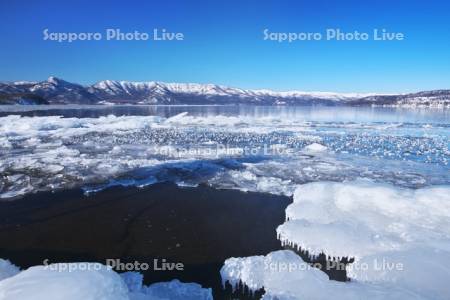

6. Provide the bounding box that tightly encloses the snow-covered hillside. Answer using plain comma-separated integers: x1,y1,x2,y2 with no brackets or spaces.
0,76,449,107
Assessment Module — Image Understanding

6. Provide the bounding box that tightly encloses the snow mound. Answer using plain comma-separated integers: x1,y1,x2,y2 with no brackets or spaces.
278,181,450,258
0,263,129,300
276,181,450,298
0,263,212,300
221,250,424,300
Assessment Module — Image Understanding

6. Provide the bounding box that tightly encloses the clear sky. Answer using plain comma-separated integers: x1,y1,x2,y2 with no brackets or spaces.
0,0,449,93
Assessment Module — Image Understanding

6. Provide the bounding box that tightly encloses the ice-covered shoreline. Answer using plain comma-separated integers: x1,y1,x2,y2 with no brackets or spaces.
0,109,449,299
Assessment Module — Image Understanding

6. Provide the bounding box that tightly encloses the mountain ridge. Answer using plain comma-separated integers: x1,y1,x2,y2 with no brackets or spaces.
0,77,449,107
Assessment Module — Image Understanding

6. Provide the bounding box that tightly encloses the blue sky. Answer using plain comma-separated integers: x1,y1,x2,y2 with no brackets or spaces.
0,0,449,93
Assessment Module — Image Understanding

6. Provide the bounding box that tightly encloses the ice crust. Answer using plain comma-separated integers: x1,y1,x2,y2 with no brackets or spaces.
278,181,450,258
0,262,212,300
221,181,450,299
0,263,129,300
120,271,212,300
1,113,448,199
221,250,426,300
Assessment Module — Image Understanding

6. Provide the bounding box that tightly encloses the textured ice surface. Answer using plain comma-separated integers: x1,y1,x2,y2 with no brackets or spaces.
0,113,449,199
278,181,450,257
217,178,450,300
0,262,212,300
121,271,213,300
221,250,427,300
274,181,450,299
130,279,213,300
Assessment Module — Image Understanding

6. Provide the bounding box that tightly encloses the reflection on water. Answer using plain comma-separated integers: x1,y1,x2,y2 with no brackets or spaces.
0,104,449,124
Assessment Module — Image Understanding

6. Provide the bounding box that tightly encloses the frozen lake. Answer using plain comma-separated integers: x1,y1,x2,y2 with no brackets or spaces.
1,105,450,299
0,105,448,199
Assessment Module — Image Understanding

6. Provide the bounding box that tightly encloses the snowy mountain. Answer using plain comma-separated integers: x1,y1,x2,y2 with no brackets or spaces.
0,77,449,107
86,79,375,105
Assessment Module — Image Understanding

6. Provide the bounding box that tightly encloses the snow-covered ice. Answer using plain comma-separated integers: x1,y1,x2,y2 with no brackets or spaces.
0,107,449,299
220,180,450,299
302,143,328,153
120,271,212,300
221,250,426,300
0,263,129,300
0,112,448,199
278,181,450,259
276,181,450,298
0,262,212,300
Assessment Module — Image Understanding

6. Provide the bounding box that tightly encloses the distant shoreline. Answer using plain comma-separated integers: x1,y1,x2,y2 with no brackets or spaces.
1,77,449,107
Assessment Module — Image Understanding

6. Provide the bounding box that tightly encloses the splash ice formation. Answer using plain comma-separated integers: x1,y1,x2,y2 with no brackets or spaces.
221,181,450,299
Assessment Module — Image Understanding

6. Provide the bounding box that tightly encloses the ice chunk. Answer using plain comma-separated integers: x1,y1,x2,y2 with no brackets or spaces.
0,260,20,281
0,262,212,300
276,181,450,298
131,279,213,300
0,263,129,300
347,247,450,298
120,271,212,300
221,250,424,300
278,181,450,258
303,143,328,153
120,271,143,293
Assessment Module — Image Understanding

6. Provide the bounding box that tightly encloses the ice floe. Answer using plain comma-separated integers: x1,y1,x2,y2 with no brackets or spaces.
0,113,449,199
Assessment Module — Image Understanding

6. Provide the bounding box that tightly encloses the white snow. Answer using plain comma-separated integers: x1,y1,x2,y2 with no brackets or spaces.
217,179,450,299
303,143,328,153
278,181,450,258
89,80,379,101
0,263,129,300
221,250,425,300
274,180,450,299
0,263,212,300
